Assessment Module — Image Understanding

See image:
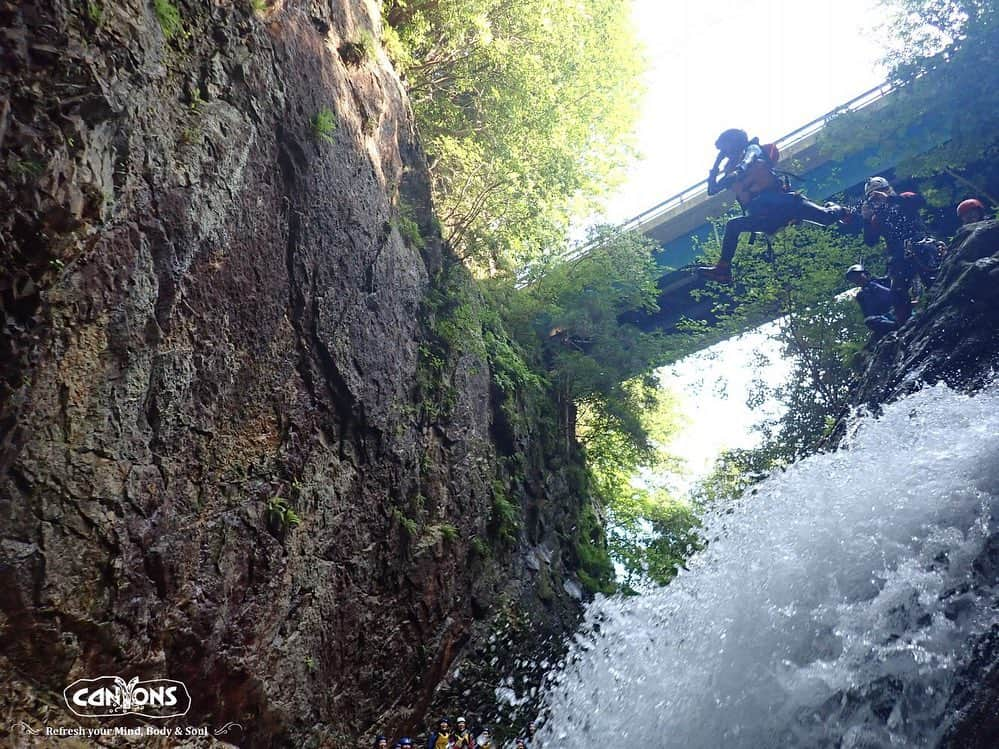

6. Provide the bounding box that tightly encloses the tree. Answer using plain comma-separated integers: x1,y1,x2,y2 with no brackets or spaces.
487,227,705,588
577,378,700,589
383,0,644,271
681,216,873,502
820,0,999,203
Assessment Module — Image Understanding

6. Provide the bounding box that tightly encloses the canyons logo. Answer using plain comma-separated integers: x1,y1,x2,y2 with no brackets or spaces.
63,676,192,719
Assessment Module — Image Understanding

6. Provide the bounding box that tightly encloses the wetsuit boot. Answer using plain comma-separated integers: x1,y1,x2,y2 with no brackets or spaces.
697,260,733,284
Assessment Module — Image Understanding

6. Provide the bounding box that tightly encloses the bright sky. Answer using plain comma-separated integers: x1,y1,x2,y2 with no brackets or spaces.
655,323,791,495
599,0,889,225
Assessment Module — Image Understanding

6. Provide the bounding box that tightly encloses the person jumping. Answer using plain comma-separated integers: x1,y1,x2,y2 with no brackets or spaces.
698,128,847,283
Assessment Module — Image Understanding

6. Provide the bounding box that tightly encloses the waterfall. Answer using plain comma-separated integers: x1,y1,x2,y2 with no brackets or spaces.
537,383,999,748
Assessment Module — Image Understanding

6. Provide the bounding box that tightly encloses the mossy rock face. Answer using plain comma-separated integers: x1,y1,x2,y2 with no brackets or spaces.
0,1,592,744
536,568,555,602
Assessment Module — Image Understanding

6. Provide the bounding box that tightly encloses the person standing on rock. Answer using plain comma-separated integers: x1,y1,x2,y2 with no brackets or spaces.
451,716,473,749
428,718,452,749
524,721,539,747
848,176,941,324
845,264,898,337
957,198,988,226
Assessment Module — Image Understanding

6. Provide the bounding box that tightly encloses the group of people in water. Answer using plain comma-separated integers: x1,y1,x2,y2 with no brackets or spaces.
373,716,539,749
698,128,993,338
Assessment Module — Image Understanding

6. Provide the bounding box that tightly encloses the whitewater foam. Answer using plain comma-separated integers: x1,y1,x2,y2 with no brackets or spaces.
537,383,999,748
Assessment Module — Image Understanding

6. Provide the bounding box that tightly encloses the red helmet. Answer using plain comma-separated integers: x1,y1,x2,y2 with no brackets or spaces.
957,198,985,218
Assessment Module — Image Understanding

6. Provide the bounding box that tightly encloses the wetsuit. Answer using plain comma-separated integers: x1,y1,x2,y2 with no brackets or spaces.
707,141,843,265
854,276,897,335
428,732,451,749
860,192,938,323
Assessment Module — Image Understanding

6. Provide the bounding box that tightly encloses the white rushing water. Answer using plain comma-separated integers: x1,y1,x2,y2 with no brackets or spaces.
537,383,999,748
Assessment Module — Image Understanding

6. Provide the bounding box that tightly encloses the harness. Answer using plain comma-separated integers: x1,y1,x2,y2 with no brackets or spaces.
724,143,782,208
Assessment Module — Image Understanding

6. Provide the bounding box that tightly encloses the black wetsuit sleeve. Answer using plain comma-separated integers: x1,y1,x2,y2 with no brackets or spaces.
707,170,724,196
863,224,880,246
857,281,893,317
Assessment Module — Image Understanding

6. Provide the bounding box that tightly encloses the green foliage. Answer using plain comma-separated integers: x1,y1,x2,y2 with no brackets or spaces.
484,329,545,396
481,228,701,587
416,259,516,424
391,507,419,536
251,0,269,12
304,656,317,672
820,0,999,201
685,222,872,501
153,0,182,39
86,0,103,25
574,504,616,595
311,108,338,145
470,535,492,558
417,523,460,553
339,31,376,66
9,159,45,179
266,496,302,530
379,22,410,66
489,480,520,546
750,299,868,462
578,379,698,587
384,0,644,269
509,227,673,401
607,490,702,588
395,199,425,249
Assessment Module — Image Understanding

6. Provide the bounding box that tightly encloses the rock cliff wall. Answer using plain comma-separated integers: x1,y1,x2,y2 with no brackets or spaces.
0,1,585,745
853,219,999,403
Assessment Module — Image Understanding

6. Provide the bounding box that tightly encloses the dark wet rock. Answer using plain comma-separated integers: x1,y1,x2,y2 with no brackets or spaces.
843,219,999,748
939,625,999,749
0,1,586,746
853,219,999,404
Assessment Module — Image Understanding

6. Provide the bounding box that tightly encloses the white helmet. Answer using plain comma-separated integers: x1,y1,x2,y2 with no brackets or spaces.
865,176,891,196
845,264,866,280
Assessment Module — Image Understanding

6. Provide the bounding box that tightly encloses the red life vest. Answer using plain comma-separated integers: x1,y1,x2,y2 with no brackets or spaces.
726,143,782,206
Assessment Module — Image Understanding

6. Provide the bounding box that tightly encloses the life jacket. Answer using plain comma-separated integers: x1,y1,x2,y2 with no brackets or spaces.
432,732,451,749
867,192,930,257
726,140,782,206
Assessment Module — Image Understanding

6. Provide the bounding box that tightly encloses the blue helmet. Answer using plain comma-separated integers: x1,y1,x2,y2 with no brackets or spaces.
400,740,413,747
715,128,748,154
